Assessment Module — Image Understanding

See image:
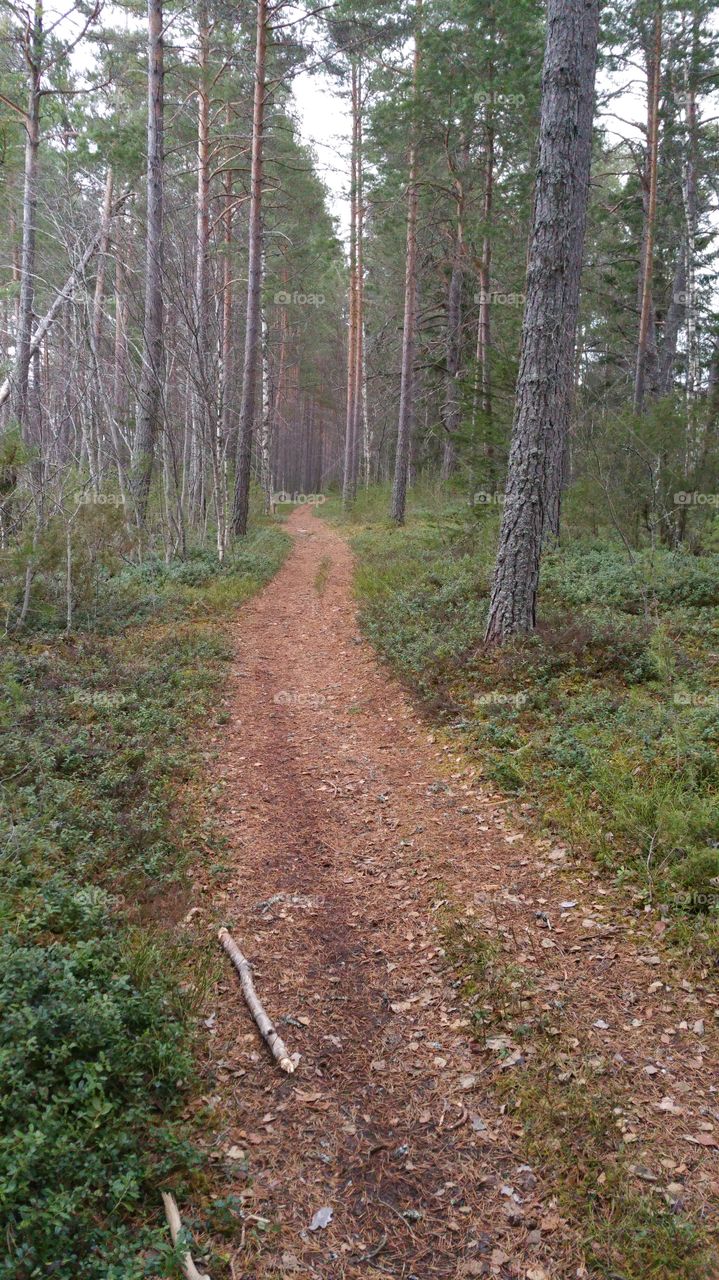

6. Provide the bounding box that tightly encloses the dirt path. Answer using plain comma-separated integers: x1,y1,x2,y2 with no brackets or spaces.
200,509,718,1280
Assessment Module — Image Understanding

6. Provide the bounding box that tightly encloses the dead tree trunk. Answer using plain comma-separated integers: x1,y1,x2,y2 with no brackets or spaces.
484,0,600,645
13,0,42,441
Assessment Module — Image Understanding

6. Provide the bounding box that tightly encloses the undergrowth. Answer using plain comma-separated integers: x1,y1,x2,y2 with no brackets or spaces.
0,523,289,1279
332,490,719,954
442,913,715,1280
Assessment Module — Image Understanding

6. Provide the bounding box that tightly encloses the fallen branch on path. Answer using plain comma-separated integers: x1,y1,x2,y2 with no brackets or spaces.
161,1192,211,1280
218,927,297,1073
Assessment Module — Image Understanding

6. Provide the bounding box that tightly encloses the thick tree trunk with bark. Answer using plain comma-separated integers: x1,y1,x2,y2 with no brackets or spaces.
390,0,422,526
231,0,268,537
484,0,600,645
132,0,165,524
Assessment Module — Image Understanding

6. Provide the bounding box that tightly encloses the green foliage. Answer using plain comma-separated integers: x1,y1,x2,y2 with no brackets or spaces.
345,496,719,944
0,525,290,1279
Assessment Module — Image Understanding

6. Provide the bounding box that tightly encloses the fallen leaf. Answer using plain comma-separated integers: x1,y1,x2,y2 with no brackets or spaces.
683,1133,719,1148
654,1097,683,1115
490,1248,509,1270
540,1212,561,1232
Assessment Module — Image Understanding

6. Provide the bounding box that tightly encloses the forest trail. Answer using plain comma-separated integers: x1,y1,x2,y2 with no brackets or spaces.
202,508,719,1280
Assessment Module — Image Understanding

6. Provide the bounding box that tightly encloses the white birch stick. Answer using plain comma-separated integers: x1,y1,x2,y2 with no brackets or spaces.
218,927,296,1073
161,1192,211,1280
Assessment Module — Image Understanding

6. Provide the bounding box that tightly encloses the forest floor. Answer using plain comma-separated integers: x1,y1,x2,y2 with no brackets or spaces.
196,507,719,1280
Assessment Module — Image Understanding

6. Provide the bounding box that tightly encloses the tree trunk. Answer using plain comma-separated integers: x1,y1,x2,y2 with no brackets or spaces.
681,14,700,470
90,167,114,484
390,0,422,525
259,245,273,511
92,168,114,355
221,102,235,456
13,0,42,441
231,0,268,538
351,63,365,500
342,60,359,509
634,5,662,413
131,0,165,524
484,0,600,645
657,247,686,394
190,0,211,525
474,91,494,442
441,162,465,480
